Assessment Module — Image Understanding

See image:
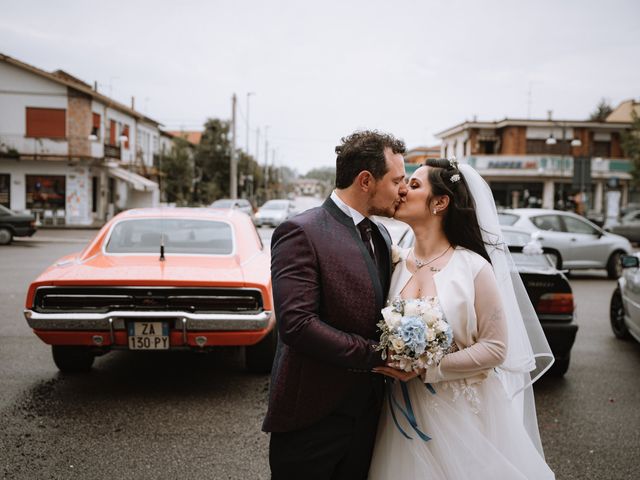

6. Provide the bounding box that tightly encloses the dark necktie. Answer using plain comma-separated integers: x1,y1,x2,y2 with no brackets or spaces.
357,218,375,262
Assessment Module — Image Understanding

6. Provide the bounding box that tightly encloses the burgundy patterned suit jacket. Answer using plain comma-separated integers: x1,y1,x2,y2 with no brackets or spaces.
262,197,391,433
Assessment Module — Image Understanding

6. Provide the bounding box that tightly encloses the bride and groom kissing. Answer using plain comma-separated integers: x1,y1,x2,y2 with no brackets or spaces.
262,131,555,479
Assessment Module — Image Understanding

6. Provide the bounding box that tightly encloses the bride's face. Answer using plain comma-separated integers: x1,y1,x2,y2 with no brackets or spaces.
393,166,432,223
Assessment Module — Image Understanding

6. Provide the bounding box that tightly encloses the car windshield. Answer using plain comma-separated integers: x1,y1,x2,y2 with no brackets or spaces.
261,201,288,210
211,200,235,208
105,218,234,255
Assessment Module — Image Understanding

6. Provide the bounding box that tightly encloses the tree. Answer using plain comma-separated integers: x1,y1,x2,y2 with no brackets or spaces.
622,110,640,184
303,166,335,186
193,119,233,204
159,137,194,206
589,98,614,122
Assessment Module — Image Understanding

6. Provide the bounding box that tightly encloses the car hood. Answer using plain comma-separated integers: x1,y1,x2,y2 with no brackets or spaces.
38,254,246,286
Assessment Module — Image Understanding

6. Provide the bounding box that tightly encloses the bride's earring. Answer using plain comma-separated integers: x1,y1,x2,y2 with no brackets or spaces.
433,209,437,215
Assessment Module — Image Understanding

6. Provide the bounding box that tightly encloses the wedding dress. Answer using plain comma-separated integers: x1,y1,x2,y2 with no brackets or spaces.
368,247,555,480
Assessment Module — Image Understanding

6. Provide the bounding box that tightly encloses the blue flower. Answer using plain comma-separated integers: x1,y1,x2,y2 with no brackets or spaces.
399,316,427,355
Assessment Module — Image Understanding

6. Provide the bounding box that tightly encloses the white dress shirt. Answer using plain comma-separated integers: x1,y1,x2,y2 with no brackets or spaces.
330,190,375,253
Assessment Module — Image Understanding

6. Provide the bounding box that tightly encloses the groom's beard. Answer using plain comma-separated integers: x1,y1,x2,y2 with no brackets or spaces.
368,202,399,218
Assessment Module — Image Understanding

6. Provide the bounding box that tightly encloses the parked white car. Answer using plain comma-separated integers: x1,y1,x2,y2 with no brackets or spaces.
254,200,296,228
499,208,632,278
610,254,640,343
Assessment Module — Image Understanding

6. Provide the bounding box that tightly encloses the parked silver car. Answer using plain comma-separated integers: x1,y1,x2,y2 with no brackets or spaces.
498,208,632,278
210,198,254,220
254,200,296,227
610,254,640,343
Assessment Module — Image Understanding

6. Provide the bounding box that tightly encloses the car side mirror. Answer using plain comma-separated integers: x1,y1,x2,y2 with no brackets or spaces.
620,255,639,269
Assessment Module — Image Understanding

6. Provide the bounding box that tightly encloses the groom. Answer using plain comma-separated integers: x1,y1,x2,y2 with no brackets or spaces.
263,131,408,479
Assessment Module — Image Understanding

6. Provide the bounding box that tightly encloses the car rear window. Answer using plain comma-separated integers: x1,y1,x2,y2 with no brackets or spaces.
498,213,518,226
511,252,554,268
106,219,234,255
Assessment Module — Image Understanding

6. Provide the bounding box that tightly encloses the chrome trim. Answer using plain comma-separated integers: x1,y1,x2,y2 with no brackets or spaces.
24,309,272,331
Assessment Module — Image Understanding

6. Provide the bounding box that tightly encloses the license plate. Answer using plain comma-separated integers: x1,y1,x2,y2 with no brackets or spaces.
127,321,169,350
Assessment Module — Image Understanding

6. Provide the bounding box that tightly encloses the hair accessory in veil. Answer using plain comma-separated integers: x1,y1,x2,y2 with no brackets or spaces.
448,156,459,169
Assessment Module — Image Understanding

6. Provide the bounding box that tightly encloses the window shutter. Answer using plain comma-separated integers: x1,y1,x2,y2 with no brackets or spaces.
26,108,66,138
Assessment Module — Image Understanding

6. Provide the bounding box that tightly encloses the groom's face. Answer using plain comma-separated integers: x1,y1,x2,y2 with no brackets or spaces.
367,148,407,217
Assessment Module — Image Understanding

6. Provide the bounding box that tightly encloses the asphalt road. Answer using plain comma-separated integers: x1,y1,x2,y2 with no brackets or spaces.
0,227,639,479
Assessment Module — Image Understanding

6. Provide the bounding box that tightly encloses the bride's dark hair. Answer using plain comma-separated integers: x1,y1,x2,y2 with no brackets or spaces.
424,159,491,264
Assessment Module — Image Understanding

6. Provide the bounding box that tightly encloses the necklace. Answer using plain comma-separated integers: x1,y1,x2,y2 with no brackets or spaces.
413,245,452,271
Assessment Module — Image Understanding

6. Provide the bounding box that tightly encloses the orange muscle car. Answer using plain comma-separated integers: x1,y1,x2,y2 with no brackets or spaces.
24,208,276,373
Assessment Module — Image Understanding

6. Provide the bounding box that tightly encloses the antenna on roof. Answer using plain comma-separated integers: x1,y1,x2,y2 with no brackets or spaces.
159,232,165,262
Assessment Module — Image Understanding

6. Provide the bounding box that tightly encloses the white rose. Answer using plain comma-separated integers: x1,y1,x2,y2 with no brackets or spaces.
422,310,437,326
435,320,449,333
391,245,402,265
382,306,402,329
426,329,436,342
404,301,421,317
390,336,405,352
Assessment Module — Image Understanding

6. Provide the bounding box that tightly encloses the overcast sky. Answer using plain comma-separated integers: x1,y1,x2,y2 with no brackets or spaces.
2,0,639,173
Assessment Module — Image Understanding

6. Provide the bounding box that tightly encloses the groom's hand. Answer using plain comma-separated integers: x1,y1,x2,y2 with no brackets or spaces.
372,365,419,382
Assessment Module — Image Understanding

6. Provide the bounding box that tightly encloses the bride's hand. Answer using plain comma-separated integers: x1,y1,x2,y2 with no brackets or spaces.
372,366,419,382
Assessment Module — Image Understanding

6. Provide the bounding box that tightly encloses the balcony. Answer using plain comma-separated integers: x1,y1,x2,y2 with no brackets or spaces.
104,144,121,159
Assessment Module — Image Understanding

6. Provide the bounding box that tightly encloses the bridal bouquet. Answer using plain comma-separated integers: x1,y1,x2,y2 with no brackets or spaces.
376,297,454,373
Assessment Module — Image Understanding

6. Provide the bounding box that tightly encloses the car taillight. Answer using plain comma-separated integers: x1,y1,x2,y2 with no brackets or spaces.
30,220,36,228
537,293,574,314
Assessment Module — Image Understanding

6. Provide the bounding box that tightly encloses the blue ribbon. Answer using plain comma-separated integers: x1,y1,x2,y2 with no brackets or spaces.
386,378,436,442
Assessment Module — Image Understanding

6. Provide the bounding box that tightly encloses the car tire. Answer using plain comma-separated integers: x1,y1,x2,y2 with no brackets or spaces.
51,345,95,373
549,355,570,377
246,327,277,374
610,287,631,340
606,251,624,279
0,227,13,245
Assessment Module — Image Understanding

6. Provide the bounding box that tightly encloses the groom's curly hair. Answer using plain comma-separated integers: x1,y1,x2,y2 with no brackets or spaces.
424,159,491,264
335,130,406,189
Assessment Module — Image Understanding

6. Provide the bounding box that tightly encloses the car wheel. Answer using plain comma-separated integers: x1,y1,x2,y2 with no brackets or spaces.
610,287,631,340
0,228,13,245
51,345,95,373
246,327,277,374
549,355,570,376
606,251,624,279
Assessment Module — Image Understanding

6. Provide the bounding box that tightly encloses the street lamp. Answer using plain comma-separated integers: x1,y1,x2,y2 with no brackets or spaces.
546,128,582,209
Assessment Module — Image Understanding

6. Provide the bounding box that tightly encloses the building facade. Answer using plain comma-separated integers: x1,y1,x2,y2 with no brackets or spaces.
0,53,162,226
435,112,633,215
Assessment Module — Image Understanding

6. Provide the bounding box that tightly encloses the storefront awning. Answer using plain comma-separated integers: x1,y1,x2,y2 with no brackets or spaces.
108,167,158,192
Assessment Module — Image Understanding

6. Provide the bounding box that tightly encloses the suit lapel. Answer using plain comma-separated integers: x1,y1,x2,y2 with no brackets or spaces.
322,198,383,308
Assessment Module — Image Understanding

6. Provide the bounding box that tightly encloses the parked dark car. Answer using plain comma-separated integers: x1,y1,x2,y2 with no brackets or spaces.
0,205,37,245
398,226,578,376
608,210,640,243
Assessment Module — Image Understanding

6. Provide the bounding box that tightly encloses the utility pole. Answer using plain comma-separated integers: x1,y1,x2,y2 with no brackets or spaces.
246,92,254,156
230,93,238,199
255,127,260,163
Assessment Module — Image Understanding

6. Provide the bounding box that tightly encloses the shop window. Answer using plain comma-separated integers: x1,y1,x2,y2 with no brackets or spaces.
26,108,66,139
0,174,10,208
25,175,66,211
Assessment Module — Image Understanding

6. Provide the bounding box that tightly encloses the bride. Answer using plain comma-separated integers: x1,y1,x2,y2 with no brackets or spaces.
368,159,555,479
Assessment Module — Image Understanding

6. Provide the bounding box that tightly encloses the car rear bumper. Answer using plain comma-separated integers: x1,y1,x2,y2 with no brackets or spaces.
541,321,578,358
25,309,274,348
